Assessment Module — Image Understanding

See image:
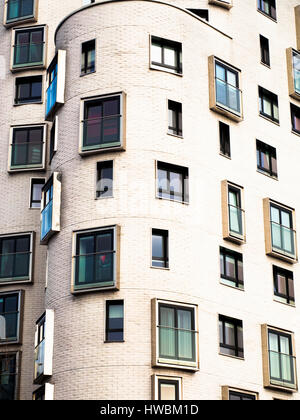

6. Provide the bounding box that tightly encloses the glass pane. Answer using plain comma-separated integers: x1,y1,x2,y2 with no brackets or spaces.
164,46,176,67
227,70,237,87
225,255,236,279
270,206,280,223
224,322,235,346
269,332,279,352
151,43,162,63
160,383,176,400
263,96,272,116
160,306,175,327
215,64,225,81
276,274,287,295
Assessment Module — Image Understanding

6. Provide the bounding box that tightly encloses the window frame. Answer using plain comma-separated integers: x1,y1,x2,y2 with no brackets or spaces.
30,178,45,209
0,351,21,400
168,100,183,137
150,35,182,75
49,117,58,163
14,75,43,105
208,0,233,9
219,247,244,290
260,35,270,67
34,310,54,384
256,139,277,179
221,386,259,400
4,0,38,27
45,50,66,121
0,290,24,345
219,315,244,359
156,161,189,204
221,180,245,244
259,86,279,124
152,375,182,400
273,266,295,306
219,121,231,158
152,229,169,269
40,172,62,244
32,383,54,400
257,0,277,21
105,300,124,343
81,39,96,76
96,160,113,199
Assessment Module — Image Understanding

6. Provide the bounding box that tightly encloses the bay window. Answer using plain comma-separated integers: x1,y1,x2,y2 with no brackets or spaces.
221,180,245,243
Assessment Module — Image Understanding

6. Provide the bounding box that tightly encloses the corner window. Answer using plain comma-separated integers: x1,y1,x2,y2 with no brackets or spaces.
81,40,95,75
34,310,54,384
6,0,36,25
168,100,182,136
273,266,295,306
257,0,276,20
291,103,300,134
220,247,243,290
40,173,61,244
12,26,45,70
30,178,44,209
157,161,189,203
260,35,270,66
0,353,19,400
10,125,45,171
15,76,42,104
105,300,124,342
151,36,182,74
219,121,230,157
152,229,169,268
259,86,279,123
32,383,54,400
221,181,245,243
96,161,113,198
0,291,22,344
219,315,244,358
256,140,277,178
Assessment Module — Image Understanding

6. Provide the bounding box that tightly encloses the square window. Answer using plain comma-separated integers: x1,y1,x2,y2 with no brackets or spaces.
220,247,243,289
256,140,277,178
260,35,270,66
96,161,113,198
6,0,37,25
168,100,182,136
152,229,169,268
15,76,42,104
219,315,244,358
105,300,124,342
259,86,279,123
81,40,95,75
151,36,182,74
273,266,295,306
157,161,189,203
219,121,230,157
30,178,45,209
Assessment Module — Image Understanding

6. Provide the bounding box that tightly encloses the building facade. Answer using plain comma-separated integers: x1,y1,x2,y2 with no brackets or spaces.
0,0,300,400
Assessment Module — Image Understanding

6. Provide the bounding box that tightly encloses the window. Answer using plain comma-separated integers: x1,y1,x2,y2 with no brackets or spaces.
152,299,198,370
152,375,182,400
0,233,32,284
5,0,37,25
15,76,42,104
287,49,300,100
220,247,243,290
72,226,119,293
187,9,209,21
219,315,244,358
256,140,277,178
258,0,276,20
105,300,124,342
168,100,182,136
9,125,45,171
12,26,45,70
30,178,44,208
222,386,258,400
41,173,61,243
273,266,295,306
96,161,113,198
81,93,124,153
259,87,279,123
151,36,182,75
49,117,58,163
45,51,66,120
0,292,22,343
157,161,189,203
261,325,297,391
291,103,300,134
219,121,230,157
34,310,54,383
0,353,19,400
81,40,95,75
208,0,233,9
152,229,168,268
221,181,245,243
260,35,270,66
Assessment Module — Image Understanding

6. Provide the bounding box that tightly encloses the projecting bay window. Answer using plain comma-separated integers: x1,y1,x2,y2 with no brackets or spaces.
152,299,198,370
80,93,125,154
208,56,243,121
152,375,182,400
0,233,33,285
273,266,295,306
157,161,189,203
151,36,182,75
222,387,258,400
72,226,120,293
34,310,54,384
0,353,20,400
5,0,38,26
291,103,300,134
263,199,297,263
49,117,58,163
208,0,233,9
40,173,61,244
45,51,66,120
105,300,124,342
32,383,54,400
286,48,300,100
261,325,297,391
259,86,279,123
219,315,244,359
12,26,45,70
258,0,276,20
220,247,243,290
221,181,245,243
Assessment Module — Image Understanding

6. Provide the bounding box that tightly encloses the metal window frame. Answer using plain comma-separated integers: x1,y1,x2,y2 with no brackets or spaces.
219,315,244,358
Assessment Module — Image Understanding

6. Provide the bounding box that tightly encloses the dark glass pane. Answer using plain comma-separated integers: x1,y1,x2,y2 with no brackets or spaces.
96,231,113,252
152,234,164,259
4,296,18,313
107,331,123,341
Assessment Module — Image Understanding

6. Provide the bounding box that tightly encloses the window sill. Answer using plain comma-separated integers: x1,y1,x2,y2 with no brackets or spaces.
257,9,277,23
224,233,245,245
219,152,231,160
256,169,278,181
5,15,37,27
0,277,31,286
267,250,297,264
210,104,243,123
259,113,280,126
155,358,198,371
72,283,118,295
291,129,300,138
266,381,297,393
167,132,183,139
8,166,45,173
220,279,244,292
156,196,189,205
14,101,43,107
151,265,170,271
0,339,21,346
80,145,125,156
95,195,114,200
104,340,125,344
260,61,271,69
80,70,96,78
273,297,295,308
219,352,245,361
11,63,46,73
208,0,233,10
149,65,183,77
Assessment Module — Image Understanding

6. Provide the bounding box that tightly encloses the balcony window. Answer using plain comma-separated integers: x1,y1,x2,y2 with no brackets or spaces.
81,40,95,75
221,181,245,243
0,353,18,400
168,100,182,136
260,35,270,66
157,161,189,203
6,0,36,24
259,86,279,123
220,247,243,290
96,161,113,198
270,204,295,259
153,375,182,400
12,27,44,70
215,61,241,116
15,76,42,105
291,103,300,134
219,315,244,358
258,0,276,20
73,227,119,292
0,292,22,344
40,173,61,244
273,266,295,306
152,229,169,269
151,36,182,74
34,310,54,384
105,300,124,342
256,140,277,178
0,234,32,284
10,125,45,171
81,94,124,153
219,121,230,157
45,51,66,120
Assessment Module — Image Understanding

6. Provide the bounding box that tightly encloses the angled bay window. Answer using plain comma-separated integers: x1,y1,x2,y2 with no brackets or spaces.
208,56,243,122
157,161,189,203
219,315,244,358
291,103,300,134
221,180,245,243
273,266,295,306
34,310,54,384
80,93,125,154
72,226,120,293
259,86,279,123
9,125,46,172
0,233,33,285
222,387,258,400
151,36,182,75
220,247,243,290
15,75,42,105
0,291,23,344
256,140,277,178
263,199,297,263
286,48,300,100
5,0,37,26
151,299,198,370
40,173,61,244
208,0,233,9
258,0,276,20
49,117,58,163
45,51,66,120
12,26,45,70
0,353,20,400
152,375,182,400
261,325,297,391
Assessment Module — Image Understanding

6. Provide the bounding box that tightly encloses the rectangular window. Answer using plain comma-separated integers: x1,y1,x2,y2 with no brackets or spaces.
0,292,22,343
0,353,18,400
270,203,295,258
105,300,124,342
34,310,54,383
40,173,61,243
259,86,279,123
219,315,244,358
219,121,230,157
0,233,32,284
273,266,295,306
157,161,189,203
168,100,182,136
151,36,182,74
221,181,245,243
32,383,54,400
258,0,276,20
260,35,270,66
187,9,209,21
214,60,241,116
30,178,44,208
256,140,277,178
96,161,113,198
15,76,42,104
10,125,45,171
6,0,36,24
73,226,118,292
81,40,95,75
220,247,243,290
292,50,300,96
152,229,168,268
291,103,300,134
13,26,45,69
81,94,123,152
49,118,57,163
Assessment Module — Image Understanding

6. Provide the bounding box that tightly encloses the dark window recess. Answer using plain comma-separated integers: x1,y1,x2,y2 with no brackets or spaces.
219,315,244,358
291,103,300,134
260,35,270,66
258,0,276,20
268,329,295,387
229,391,256,401
96,161,113,198
158,379,179,400
152,229,169,268
0,235,31,281
106,300,124,342
49,120,56,163
157,161,189,203
151,36,182,74
0,293,19,342
256,140,277,178
81,39,95,75
219,122,230,157
30,179,44,208
15,76,42,104
13,27,44,67
32,386,45,400
270,203,295,257
11,126,44,168
187,9,209,21
168,100,182,136
0,354,17,400
259,86,279,123
273,266,295,305
220,247,243,289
